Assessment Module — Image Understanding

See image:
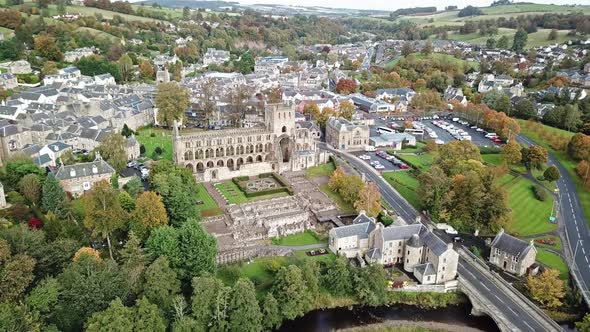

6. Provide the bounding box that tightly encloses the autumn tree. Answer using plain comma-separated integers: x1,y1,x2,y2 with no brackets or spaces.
118,54,133,82
338,100,354,120
139,60,155,80
335,78,357,95
328,166,346,192
339,175,365,205
97,132,127,172
130,191,169,241
543,165,560,182
354,182,382,217
501,139,522,165
82,180,127,260
19,174,41,206
34,34,63,61
41,61,58,75
410,90,446,112
527,269,565,309
567,133,590,161
73,247,101,261
156,82,190,127
523,145,548,170
303,102,320,115
0,238,36,303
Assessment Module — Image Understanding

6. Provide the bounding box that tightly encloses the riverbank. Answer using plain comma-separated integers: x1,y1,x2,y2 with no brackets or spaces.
339,320,489,332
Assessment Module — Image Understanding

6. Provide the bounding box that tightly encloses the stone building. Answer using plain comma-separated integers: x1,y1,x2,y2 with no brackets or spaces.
173,103,327,182
489,228,537,276
325,117,370,151
53,158,115,196
0,181,6,209
329,212,459,285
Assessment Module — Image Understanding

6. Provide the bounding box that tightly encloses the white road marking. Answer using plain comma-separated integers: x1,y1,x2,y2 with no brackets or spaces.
493,294,504,304
585,256,588,263
508,307,518,315
523,321,534,331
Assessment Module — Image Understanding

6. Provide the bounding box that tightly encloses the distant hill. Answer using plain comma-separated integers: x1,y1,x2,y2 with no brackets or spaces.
136,0,238,10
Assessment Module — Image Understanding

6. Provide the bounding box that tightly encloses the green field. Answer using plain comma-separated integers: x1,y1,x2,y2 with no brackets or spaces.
214,181,288,205
382,171,420,209
518,120,590,226
449,28,573,48
319,184,356,214
481,153,503,166
537,249,569,280
271,230,326,246
504,177,556,237
195,183,222,217
398,154,434,171
45,4,166,23
136,127,173,161
75,27,119,43
306,162,336,178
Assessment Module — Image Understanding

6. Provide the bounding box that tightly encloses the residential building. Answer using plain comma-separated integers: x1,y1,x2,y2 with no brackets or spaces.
8,60,32,74
325,117,370,151
0,181,6,208
64,47,97,63
329,212,459,285
53,158,115,196
0,73,18,90
39,141,72,167
203,48,230,66
489,228,537,276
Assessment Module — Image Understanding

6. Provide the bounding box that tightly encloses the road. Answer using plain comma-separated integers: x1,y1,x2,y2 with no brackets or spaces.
517,134,590,304
323,144,559,331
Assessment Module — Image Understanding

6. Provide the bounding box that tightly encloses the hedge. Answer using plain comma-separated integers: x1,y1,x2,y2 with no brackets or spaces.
533,184,547,201
232,173,294,197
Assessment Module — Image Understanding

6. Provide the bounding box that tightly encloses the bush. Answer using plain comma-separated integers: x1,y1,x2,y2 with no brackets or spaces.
479,146,502,154
150,132,156,137
379,213,394,226
533,185,547,201
154,146,163,155
6,191,25,205
470,246,482,257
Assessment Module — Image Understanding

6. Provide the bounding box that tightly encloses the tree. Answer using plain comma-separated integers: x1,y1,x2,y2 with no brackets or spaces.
0,302,42,332
0,242,36,303
261,293,281,331
527,269,565,309
19,173,41,206
338,100,354,120
2,158,44,190
41,61,58,75
272,265,311,320
513,99,535,119
41,174,66,214
191,276,229,330
235,52,255,74
501,139,522,165
352,264,387,306
401,42,414,57
544,165,560,182
417,166,449,218
56,0,67,14
25,277,60,321
118,54,133,82
139,60,155,80
548,29,558,41
182,6,190,19
82,180,126,260
577,314,590,332
156,82,190,127
335,78,357,95
323,257,351,296
512,28,528,52
328,167,346,192
523,145,548,170
130,192,168,241
97,132,127,172
339,175,365,205
354,182,382,217
228,278,262,332
422,39,433,55
34,34,63,61
567,133,590,161
458,5,483,17
486,37,497,49
123,176,143,198
133,297,167,332
497,35,510,49
73,247,101,261
142,256,180,316
85,298,133,332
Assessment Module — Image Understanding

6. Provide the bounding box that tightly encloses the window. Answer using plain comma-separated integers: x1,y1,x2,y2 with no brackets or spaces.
406,259,409,263
399,241,402,246
82,182,91,190
407,250,410,255
427,276,431,281
398,249,401,254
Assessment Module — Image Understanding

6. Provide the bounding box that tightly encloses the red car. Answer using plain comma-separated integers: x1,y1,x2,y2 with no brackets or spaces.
399,164,409,170
491,137,502,143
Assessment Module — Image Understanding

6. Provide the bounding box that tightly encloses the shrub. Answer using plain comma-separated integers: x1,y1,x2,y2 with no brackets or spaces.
154,146,163,155
470,246,482,257
533,185,547,201
150,132,156,137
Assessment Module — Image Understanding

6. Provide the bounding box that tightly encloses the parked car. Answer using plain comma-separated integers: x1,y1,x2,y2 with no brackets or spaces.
399,164,409,170
359,155,371,160
453,236,464,243
127,161,137,168
374,164,385,170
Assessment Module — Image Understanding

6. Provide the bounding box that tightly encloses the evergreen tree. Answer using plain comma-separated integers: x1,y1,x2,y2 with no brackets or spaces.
142,256,181,317
228,278,262,332
512,28,528,52
272,265,310,320
261,293,281,331
323,257,352,296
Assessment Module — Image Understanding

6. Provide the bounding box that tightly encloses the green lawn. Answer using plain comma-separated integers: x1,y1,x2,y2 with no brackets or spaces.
532,235,562,251
293,249,337,263
319,184,356,214
518,120,590,226
504,177,556,237
382,171,420,209
136,127,173,161
272,230,326,246
214,181,288,205
537,249,569,280
195,183,222,217
386,141,426,154
306,162,336,178
481,153,503,166
398,154,434,171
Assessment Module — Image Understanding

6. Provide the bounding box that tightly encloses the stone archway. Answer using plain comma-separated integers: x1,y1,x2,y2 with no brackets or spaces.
246,156,253,163
279,136,291,163
227,158,235,170
196,162,204,173
237,157,244,167
207,161,214,168
217,159,224,167
185,163,194,172
256,155,263,162
282,126,287,133
211,170,218,180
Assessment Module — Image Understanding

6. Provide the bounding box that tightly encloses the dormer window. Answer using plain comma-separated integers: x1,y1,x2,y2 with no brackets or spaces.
69,169,76,177
92,165,98,174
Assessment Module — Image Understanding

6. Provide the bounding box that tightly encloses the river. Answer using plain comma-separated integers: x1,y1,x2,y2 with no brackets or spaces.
277,303,500,332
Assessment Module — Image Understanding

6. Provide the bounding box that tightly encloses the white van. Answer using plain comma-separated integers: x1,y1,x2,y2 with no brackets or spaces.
364,145,376,152
485,133,497,138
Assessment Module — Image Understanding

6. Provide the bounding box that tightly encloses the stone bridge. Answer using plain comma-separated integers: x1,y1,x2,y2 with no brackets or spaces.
458,249,562,332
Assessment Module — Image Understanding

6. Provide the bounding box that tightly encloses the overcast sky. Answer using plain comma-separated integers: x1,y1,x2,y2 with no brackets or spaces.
237,0,588,11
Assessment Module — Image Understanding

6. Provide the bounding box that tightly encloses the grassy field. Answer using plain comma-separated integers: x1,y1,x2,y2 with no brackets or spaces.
504,177,556,237
75,27,119,43
214,181,288,205
271,230,326,246
537,249,569,280
319,184,356,214
382,171,420,209
449,28,572,48
306,162,336,178
398,154,434,171
517,120,590,226
136,127,173,161
195,183,222,217
293,249,337,263
481,153,503,166
44,4,166,23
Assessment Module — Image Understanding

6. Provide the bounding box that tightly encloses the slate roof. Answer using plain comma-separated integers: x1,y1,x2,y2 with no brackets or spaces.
33,154,51,166
367,248,381,260
54,159,115,180
382,224,423,242
332,221,374,240
491,230,534,259
414,263,436,276
353,211,375,224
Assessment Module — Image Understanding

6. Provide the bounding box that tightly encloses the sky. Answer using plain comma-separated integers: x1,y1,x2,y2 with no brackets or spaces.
237,0,588,11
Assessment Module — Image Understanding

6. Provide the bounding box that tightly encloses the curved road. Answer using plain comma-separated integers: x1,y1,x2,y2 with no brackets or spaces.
323,144,561,331
517,134,590,304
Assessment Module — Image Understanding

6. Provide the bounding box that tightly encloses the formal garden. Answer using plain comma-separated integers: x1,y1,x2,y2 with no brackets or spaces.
214,173,292,205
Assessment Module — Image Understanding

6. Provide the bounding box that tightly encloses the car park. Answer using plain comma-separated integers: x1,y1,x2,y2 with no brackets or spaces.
359,154,371,160
375,164,385,170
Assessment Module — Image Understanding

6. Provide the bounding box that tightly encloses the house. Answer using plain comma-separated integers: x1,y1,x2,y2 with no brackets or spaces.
39,142,72,167
64,47,97,63
489,228,537,276
370,132,416,150
325,117,370,151
203,48,230,66
375,88,416,103
8,60,32,74
444,86,467,105
0,181,6,208
156,69,170,83
0,73,18,90
329,212,459,285
126,135,140,160
94,74,116,86
53,158,115,196
350,93,394,113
